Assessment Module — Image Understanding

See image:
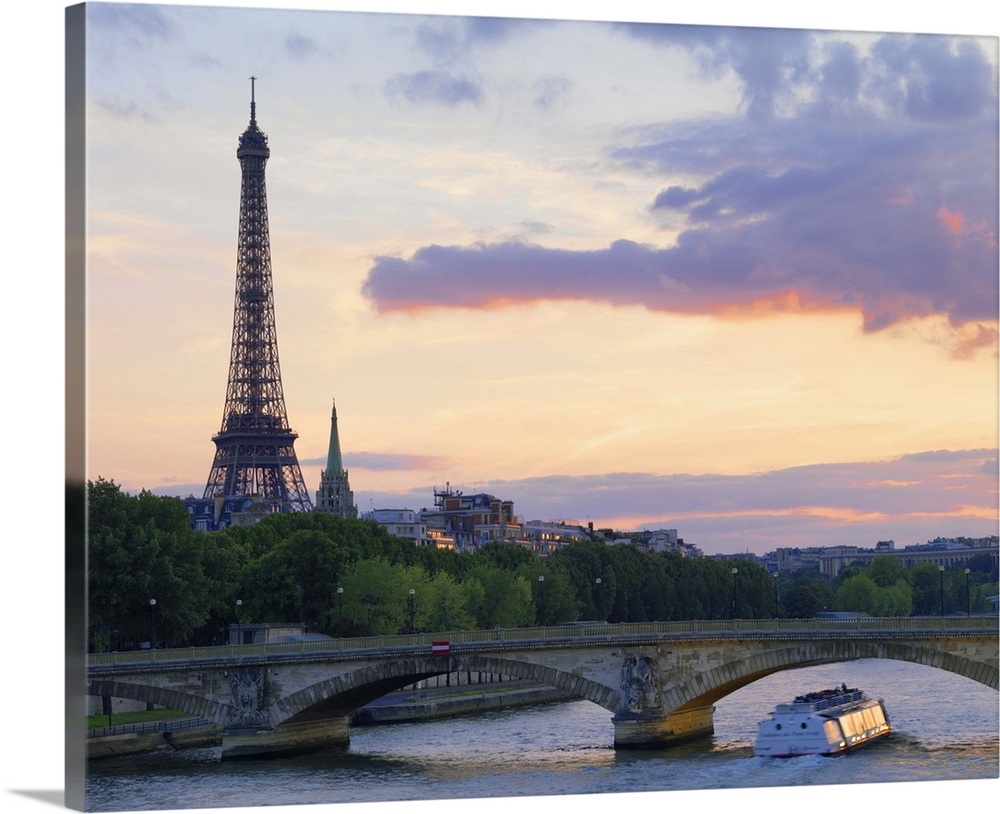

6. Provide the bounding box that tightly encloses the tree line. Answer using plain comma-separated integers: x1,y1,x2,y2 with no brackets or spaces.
87,479,779,650
777,554,997,618
86,479,998,652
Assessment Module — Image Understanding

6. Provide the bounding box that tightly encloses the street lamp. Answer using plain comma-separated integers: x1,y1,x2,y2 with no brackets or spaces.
595,577,602,621
235,599,243,645
731,568,738,620
336,586,344,638
538,575,545,625
938,565,945,618
149,598,157,649
772,572,779,619
964,568,971,616
407,588,416,634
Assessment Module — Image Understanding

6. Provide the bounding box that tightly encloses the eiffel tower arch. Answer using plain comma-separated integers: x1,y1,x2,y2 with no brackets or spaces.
201,79,312,514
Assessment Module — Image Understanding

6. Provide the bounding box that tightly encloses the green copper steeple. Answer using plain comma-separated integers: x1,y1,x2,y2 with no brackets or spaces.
326,399,344,474
315,399,357,518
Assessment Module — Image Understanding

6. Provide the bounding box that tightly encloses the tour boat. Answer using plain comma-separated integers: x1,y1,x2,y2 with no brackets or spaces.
754,684,891,757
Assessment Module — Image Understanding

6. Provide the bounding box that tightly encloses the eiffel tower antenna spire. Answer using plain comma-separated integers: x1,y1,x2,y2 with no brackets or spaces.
201,80,312,511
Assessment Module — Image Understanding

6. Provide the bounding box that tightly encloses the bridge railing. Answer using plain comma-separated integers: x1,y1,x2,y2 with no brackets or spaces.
86,616,998,668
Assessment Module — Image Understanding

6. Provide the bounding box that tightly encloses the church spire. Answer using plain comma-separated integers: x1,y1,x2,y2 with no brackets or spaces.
316,397,357,518
326,399,344,474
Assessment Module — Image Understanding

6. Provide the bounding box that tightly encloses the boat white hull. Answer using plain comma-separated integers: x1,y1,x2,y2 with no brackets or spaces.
754,693,890,758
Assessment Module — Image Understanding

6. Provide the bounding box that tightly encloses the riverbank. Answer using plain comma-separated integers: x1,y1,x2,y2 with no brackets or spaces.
86,680,572,759
87,721,220,760
351,680,574,725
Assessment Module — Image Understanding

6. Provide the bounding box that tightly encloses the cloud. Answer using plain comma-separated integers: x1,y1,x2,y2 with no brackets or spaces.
385,70,484,107
285,33,323,59
415,16,538,59
141,451,996,553
869,36,997,122
96,95,156,122
619,24,814,121
500,449,997,518
300,452,449,471
532,75,571,110
89,4,174,42
360,449,997,552
345,452,450,471
362,31,997,344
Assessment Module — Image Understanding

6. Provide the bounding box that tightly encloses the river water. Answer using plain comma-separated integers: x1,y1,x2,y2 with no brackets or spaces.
86,659,998,812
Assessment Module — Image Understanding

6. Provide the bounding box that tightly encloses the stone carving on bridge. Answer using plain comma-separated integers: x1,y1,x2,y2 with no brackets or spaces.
226,668,270,728
618,654,662,715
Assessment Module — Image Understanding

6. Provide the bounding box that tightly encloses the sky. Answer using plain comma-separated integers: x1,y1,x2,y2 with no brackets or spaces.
76,1,999,555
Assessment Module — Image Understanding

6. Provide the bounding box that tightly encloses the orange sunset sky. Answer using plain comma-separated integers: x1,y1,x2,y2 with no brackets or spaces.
75,1,998,554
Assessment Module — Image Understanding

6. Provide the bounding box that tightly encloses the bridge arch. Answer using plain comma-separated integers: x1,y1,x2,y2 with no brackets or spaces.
664,640,999,715
456,653,618,712
86,678,229,725
276,653,618,726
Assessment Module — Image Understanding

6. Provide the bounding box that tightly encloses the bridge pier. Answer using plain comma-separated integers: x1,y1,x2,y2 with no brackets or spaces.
613,706,715,749
221,717,351,759
613,652,717,749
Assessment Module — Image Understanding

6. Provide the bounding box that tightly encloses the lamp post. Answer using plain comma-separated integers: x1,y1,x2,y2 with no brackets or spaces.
538,575,545,625
964,568,971,616
595,577,602,621
938,565,945,618
336,586,344,638
235,599,243,645
149,598,157,649
730,568,738,620
407,588,416,634
772,572,779,619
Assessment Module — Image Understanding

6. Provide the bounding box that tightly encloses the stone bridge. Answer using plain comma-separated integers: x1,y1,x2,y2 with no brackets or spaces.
85,617,998,758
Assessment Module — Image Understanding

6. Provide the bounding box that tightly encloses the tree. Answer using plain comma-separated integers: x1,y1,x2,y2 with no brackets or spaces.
87,479,216,649
836,574,882,615
238,529,349,631
882,580,913,616
604,545,650,622
464,563,534,628
866,555,905,588
476,540,534,571
338,558,428,635
517,560,580,625
420,572,476,632
907,563,942,615
782,583,824,618
550,540,611,620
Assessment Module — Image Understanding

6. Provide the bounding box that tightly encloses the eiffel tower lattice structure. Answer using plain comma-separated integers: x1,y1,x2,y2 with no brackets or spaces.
202,78,312,512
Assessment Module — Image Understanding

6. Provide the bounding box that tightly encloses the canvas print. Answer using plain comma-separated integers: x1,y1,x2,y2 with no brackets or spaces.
66,2,999,812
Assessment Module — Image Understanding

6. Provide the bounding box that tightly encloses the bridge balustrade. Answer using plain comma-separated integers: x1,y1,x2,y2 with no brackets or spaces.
86,616,998,668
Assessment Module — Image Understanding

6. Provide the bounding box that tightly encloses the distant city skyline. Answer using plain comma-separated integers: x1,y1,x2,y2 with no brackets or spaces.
81,3,998,555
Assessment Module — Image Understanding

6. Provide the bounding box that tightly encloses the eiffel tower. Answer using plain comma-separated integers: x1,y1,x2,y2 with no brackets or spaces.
202,78,312,512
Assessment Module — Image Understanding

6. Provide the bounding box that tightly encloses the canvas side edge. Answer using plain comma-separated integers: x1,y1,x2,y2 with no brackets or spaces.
65,4,87,811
